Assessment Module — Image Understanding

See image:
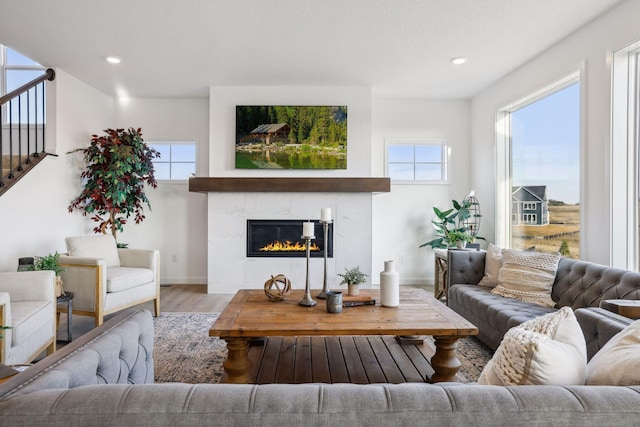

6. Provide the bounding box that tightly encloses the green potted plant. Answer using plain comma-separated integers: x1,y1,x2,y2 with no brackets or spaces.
420,198,483,249
32,252,65,297
68,128,160,242
338,266,368,296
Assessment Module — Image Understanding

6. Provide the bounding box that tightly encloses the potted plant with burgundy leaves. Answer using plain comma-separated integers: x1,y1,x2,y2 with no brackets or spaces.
68,128,160,242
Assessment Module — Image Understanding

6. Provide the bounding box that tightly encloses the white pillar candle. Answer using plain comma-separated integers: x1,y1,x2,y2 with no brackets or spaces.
321,208,332,222
302,221,315,238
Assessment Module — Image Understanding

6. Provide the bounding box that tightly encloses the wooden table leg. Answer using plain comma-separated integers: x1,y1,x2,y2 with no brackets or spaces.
222,337,252,384
429,336,461,383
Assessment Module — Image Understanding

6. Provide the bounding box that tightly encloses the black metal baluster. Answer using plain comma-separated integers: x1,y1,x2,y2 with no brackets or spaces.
8,100,14,179
41,81,45,153
17,94,22,171
26,87,31,164
33,83,38,157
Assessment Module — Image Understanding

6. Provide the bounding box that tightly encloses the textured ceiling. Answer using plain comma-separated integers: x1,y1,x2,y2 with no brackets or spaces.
0,0,624,99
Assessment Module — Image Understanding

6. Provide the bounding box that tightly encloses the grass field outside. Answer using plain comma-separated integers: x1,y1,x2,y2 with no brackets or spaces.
512,205,580,258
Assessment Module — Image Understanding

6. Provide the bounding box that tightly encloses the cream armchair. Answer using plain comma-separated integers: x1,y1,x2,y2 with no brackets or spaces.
59,235,160,326
0,271,57,365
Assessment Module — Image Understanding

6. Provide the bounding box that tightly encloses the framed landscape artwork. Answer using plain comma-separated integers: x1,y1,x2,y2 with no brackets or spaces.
235,105,347,169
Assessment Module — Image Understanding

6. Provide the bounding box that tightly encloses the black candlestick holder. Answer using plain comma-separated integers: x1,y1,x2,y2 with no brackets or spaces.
299,235,317,307
316,220,332,299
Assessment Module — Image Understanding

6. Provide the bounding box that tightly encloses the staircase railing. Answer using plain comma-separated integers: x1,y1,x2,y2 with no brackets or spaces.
0,68,55,196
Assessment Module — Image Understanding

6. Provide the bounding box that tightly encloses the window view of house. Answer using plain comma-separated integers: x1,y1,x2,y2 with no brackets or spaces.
510,82,580,258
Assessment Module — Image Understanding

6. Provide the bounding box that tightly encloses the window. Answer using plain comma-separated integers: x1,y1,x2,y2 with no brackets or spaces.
496,72,581,258
2,45,46,124
386,141,447,183
148,142,197,181
611,40,640,269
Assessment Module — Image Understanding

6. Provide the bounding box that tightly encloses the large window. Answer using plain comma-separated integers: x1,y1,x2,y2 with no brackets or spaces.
386,141,448,183
148,142,196,181
611,40,640,269
497,74,581,258
1,45,46,124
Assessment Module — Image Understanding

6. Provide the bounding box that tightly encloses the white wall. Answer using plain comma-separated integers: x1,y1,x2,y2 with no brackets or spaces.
371,98,471,285
0,69,113,271
471,0,640,266
113,98,209,284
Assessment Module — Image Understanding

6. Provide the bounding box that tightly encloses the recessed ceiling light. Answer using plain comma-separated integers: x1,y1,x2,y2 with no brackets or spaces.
106,56,121,64
450,57,467,65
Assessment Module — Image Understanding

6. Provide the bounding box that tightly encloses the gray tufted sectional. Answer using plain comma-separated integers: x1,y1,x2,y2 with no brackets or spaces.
0,306,639,425
447,249,640,357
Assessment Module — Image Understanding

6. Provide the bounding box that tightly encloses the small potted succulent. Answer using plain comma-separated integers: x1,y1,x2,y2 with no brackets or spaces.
32,252,65,297
338,266,368,296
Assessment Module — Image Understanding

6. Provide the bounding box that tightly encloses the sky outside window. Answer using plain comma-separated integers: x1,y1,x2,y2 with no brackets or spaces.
511,83,580,204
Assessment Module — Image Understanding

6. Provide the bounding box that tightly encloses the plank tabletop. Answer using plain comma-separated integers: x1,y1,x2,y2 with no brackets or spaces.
210,288,477,338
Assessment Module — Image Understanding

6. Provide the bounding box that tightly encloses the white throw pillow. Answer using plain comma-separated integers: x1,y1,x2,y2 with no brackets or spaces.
66,235,121,268
478,243,502,288
478,307,587,385
585,318,640,385
491,249,560,308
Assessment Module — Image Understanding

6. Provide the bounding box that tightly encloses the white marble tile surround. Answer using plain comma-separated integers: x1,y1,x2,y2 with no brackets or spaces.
207,192,372,294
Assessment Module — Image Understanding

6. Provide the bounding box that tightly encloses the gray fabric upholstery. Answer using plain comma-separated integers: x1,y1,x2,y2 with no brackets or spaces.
1,308,640,426
575,307,633,360
447,250,640,352
0,309,154,400
0,383,639,426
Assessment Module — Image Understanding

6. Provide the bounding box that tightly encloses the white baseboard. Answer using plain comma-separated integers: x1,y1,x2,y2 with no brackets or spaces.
160,277,207,285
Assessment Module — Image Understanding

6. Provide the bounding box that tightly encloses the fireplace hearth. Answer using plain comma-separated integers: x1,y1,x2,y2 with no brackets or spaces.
247,220,333,258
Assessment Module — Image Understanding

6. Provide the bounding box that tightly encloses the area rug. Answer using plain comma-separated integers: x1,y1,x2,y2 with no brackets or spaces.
153,313,493,384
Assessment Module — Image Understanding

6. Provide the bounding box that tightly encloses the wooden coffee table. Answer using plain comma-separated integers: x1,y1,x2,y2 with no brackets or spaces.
210,288,477,384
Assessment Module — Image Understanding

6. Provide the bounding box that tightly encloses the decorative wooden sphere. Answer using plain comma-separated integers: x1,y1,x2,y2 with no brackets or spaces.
264,274,292,302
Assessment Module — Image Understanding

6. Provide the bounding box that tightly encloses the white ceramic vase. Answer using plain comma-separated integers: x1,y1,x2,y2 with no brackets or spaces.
380,260,399,307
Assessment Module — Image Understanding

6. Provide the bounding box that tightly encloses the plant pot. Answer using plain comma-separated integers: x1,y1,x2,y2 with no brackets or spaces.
55,276,64,298
456,241,465,249
348,284,359,296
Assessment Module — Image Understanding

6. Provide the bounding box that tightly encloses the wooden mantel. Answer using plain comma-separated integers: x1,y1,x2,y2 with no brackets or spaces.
189,177,390,193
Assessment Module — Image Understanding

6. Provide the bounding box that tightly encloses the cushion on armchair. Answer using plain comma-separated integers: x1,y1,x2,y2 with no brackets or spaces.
107,268,155,292
66,235,121,268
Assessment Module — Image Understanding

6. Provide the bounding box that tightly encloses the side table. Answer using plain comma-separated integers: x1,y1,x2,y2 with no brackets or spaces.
600,299,640,319
433,248,448,301
56,291,74,342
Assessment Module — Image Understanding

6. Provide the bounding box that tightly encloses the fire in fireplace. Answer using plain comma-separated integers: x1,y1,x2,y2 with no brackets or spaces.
247,220,333,258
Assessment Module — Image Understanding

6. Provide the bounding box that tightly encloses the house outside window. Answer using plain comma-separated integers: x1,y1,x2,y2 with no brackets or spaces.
497,73,581,258
148,142,196,181
385,140,448,184
1,45,46,124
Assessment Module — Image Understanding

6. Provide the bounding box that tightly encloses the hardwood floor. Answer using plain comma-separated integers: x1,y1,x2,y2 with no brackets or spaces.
58,285,232,342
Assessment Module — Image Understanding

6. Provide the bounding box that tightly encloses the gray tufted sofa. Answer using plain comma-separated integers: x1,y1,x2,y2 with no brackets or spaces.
447,249,640,355
1,309,640,426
